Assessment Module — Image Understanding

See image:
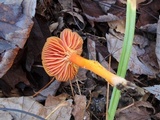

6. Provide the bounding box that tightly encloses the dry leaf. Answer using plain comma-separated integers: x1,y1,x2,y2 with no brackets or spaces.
0,95,73,120
0,105,13,120
72,95,86,120
108,19,126,34
0,97,44,120
44,94,72,120
35,80,61,101
2,65,30,88
156,15,160,68
154,112,160,119
144,85,160,101
106,33,158,76
78,0,119,26
140,23,157,33
98,0,116,13
116,101,155,120
0,0,36,78
136,0,160,27
87,38,96,60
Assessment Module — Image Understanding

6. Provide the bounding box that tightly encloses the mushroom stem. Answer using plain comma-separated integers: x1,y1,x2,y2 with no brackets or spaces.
69,53,128,87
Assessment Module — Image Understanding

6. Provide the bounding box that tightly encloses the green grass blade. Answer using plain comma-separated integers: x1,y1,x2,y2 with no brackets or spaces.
108,0,136,120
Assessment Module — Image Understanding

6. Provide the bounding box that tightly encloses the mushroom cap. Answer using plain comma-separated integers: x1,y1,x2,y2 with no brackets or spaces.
42,29,83,81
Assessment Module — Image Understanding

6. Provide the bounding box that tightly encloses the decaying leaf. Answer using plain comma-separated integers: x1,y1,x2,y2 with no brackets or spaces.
2,65,30,88
154,112,160,119
35,80,61,101
0,105,13,120
87,38,96,61
0,0,36,78
72,95,86,120
116,101,155,120
44,94,72,120
97,0,116,13
106,33,158,76
78,0,119,26
144,85,160,101
108,19,126,34
0,97,44,120
139,23,157,33
156,15,160,68
0,95,72,120
136,0,160,28
58,0,85,27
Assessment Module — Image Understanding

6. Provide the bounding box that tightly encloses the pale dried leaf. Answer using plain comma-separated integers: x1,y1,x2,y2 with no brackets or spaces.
140,23,157,33
0,95,73,120
67,11,85,24
0,48,19,78
76,68,87,81
58,0,72,10
72,95,86,120
85,13,119,22
154,112,160,119
44,94,72,120
106,33,157,76
87,38,96,60
144,85,160,100
108,19,126,34
156,15,160,68
116,101,155,120
0,110,13,120
0,40,15,53
0,0,36,78
0,97,44,120
98,0,116,13
49,22,59,32
87,38,97,78
35,80,61,101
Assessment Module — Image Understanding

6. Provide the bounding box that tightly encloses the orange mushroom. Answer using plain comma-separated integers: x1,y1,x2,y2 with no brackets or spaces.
42,29,129,87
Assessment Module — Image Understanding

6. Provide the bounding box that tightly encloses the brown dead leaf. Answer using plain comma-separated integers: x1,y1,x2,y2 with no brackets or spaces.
156,15,160,68
2,65,30,88
44,94,72,120
78,0,119,26
0,95,73,120
45,94,69,106
97,0,116,13
0,97,44,120
144,85,160,101
154,112,160,119
72,95,86,120
137,0,160,28
108,19,126,34
0,106,13,120
106,33,158,76
0,3,22,24
58,0,85,28
116,101,155,120
0,0,36,78
87,38,96,61
35,80,61,101
0,48,19,78
76,68,87,81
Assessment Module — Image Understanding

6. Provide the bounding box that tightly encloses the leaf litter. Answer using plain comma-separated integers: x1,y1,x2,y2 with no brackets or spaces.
0,0,160,120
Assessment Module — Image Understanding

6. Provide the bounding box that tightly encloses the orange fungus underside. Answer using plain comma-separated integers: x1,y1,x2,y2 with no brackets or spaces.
42,29,83,81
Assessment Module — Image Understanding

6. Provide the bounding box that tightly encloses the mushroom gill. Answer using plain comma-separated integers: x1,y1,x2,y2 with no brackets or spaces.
42,29,83,81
